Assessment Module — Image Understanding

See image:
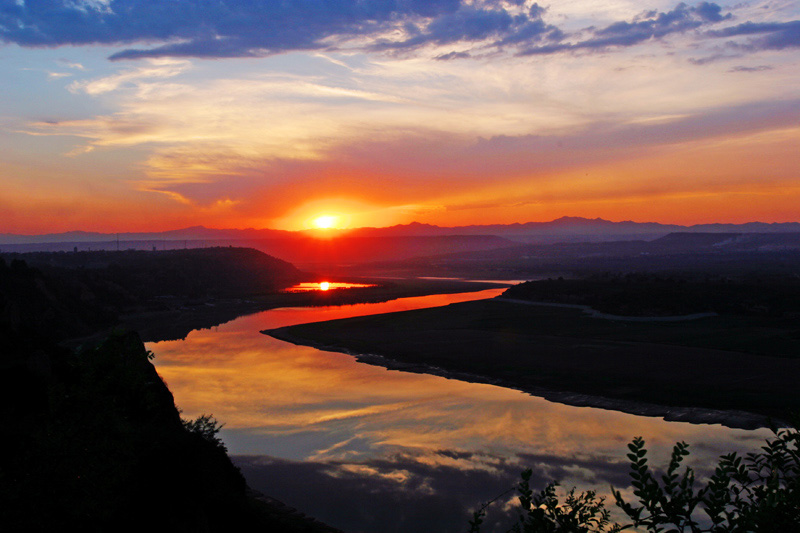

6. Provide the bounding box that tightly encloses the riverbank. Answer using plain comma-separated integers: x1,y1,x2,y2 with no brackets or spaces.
2,329,345,532
266,298,800,430
122,277,508,342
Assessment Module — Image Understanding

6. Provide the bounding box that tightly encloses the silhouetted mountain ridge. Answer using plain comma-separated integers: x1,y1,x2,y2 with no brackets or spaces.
4,217,800,245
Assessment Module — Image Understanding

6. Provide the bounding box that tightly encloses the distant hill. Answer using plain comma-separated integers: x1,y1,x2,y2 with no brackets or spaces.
4,217,800,247
1,247,304,320
343,217,800,240
360,232,800,279
0,225,294,244
0,234,519,267
4,219,800,266
246,235,517,265
0,256,116,351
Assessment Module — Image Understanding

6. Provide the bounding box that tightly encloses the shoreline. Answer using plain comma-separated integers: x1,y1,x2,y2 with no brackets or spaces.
265,328,774,431
118,278,507,343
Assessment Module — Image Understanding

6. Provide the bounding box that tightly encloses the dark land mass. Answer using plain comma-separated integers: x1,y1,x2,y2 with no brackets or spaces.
503,274,800,321
348,232,800,280
268,276,800,429
0,251,350,532
6,219,800,268
1,330,342,532
6,246,304,311
6,238,800,527
123,276,508,343
3,247,504,343
0,234,518,267
1,248,507,531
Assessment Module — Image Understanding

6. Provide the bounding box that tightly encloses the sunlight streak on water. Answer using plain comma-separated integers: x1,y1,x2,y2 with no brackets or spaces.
282,281,376,292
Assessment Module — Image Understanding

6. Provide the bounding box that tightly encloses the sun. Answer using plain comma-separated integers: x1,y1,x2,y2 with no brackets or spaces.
312,215,340,229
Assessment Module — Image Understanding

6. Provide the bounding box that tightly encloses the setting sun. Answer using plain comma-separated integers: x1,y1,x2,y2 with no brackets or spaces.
312,215,339,229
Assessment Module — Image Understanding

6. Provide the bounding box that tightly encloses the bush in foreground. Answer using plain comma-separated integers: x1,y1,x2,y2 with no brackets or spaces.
470,426,799,532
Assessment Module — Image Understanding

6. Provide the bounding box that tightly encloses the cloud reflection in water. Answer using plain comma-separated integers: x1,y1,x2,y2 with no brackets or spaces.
148,291,772,532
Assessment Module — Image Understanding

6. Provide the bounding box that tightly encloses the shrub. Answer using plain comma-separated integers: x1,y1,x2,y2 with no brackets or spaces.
182,413,227,452
470,426,799,532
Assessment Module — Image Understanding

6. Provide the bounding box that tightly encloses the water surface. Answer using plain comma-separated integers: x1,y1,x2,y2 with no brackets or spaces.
149,289,770,532
283,281,376,292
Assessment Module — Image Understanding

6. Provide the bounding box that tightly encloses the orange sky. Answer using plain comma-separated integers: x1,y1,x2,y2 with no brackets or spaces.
1,1,799,233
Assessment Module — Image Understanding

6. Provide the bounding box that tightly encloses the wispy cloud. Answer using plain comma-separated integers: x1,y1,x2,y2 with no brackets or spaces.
68,58,190,94
707,20,800,51
57,59,86,70
728,65,773,72
1,1,796,63
518,2,731,56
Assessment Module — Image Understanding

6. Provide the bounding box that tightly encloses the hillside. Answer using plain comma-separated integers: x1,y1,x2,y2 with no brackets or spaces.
3,247,304,315
0,234,519,266
0,251,340,532
0,256,116,353
358,232,800,279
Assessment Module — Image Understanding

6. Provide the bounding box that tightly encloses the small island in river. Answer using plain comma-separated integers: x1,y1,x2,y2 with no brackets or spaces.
267,276,800,430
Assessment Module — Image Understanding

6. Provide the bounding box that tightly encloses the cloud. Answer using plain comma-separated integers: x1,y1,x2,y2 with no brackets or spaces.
233,449,629,533
0,0,462,59
57,59,85,70
707,20,800,51
5,1,789,61
369,5,524,52
728,64,773,72
434,50,472,61
518,2,733,56
68,58,190,94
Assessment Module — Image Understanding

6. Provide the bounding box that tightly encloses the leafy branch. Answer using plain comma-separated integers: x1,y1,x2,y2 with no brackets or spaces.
470,426,799,532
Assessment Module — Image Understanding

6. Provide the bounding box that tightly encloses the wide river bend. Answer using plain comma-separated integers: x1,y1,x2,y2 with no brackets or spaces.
148,288,770,533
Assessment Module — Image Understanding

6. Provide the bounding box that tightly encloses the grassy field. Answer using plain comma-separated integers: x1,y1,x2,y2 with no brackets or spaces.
269,298,800,427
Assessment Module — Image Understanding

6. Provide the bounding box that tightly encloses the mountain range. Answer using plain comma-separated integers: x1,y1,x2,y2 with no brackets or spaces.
4,217,800,245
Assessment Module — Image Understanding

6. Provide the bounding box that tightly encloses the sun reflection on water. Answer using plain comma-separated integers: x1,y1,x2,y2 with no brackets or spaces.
283,281,375,292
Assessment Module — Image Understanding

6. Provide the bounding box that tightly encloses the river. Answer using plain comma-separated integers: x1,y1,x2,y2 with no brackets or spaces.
147,288,771,532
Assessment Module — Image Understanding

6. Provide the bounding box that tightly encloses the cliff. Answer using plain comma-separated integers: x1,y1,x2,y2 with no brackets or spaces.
0,254,339,532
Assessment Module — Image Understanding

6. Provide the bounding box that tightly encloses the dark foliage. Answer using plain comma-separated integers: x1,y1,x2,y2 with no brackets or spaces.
471,427,800,532
183,413,227,452
0,331,266,532
0,257,117,353
2,247,304,314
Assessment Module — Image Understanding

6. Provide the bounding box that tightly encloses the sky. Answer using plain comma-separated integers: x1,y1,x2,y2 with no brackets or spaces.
1,0,799,233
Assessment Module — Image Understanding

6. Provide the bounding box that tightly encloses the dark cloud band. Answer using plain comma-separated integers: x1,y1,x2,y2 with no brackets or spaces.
0,1,796,60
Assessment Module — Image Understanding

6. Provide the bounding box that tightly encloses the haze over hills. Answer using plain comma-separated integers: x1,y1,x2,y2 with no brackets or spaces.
0,225,295,244
4,218,800,267
4,217,800,246
360,231,800,280
345,217,800,239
